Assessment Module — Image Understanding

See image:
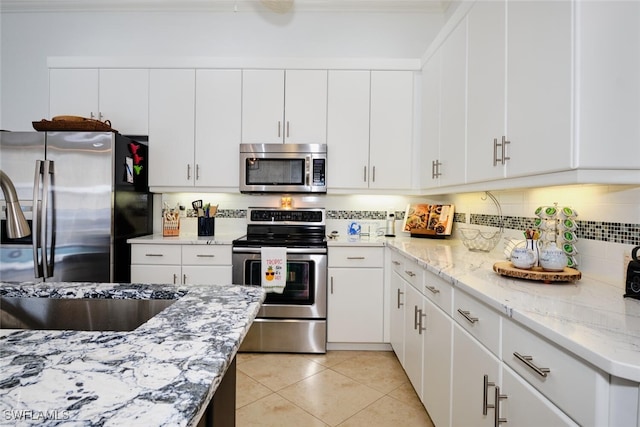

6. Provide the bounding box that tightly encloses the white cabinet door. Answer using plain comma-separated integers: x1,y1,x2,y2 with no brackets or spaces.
49,69,99,119
327,267,384,343
404,283,424,399
501,365,578,427
131,265,181,285
99,69,149,135
284,70,327,144
576,1,640,170
390,270,406,364
422,297,453,427
183,265,232,285
369,71,414,190
420,51,441,189
451,323,501,427
327,70,371,190
438,19,467,187
195,69,242,188
241,69,285,144
506,0,572,177
466,0,507,183
148,69,196,187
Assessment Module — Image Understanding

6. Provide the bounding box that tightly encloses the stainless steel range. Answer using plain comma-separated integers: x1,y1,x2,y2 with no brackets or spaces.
232,207,327,353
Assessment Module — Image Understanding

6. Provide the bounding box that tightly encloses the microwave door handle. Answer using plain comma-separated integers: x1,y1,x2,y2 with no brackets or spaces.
306,156,310,187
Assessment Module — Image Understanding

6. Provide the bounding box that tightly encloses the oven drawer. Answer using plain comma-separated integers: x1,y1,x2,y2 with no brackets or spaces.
328,247,384,268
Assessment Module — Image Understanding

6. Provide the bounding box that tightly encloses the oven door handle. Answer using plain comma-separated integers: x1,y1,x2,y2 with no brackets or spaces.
232,247,327,255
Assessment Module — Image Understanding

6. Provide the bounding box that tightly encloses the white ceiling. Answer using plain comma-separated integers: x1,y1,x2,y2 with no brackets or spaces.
0,0,452,13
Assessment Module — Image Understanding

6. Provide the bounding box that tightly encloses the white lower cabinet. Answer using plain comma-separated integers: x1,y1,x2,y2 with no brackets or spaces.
501,364,577,426
130,243,232,285
421,296,452,427
390,269,406,364
451,321,501,427
327,247,384,344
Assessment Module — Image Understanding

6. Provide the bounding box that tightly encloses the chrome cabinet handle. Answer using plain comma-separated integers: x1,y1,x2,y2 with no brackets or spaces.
392,260,401,266
483,374,495,415
418,309,426,335
330,276,334,294
372,166,376,182
187,164,191,180
397,288,404,309
513,352,551,378
278,121,281,138
196,254,215,258
173,274,177,284
183,274,187,284
347,256,366,260
405,270,416,277
501,135,511,163
457,308,479,324
286,121,290,138
425,285,440,294
432,160,442,178
494,386,508,426
196,164,200,180
145,253,164,257
363,166,367,182
494,136,511,166
413,305,419,330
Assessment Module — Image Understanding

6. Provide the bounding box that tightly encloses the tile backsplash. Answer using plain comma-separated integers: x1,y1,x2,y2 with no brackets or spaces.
161,184,640,288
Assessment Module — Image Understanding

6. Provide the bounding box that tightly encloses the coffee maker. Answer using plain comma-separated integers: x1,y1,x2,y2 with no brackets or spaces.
624,246,640,300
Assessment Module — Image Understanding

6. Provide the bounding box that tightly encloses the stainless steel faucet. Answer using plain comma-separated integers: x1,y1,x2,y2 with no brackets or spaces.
0,170,31,238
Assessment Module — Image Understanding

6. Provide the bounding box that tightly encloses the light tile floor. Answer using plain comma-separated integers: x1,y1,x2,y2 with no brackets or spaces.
236,351,435,427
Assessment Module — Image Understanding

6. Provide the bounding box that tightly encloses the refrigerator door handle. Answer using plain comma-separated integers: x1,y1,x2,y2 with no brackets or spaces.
32,160,44,278
41,160,54,278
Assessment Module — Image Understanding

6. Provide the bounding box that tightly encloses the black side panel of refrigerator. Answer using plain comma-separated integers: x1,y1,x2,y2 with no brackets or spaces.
113,134,152,283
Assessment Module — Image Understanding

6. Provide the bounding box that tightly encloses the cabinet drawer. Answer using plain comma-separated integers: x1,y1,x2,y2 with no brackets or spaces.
389,250,405,274
182,245,231,266
453,289,501,357
502,320,608,427
399,257,424,290
422,270,453,316
329,247,383,268
131,244,181,265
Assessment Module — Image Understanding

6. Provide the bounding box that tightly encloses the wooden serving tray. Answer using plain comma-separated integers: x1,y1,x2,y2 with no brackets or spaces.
493,261,581,284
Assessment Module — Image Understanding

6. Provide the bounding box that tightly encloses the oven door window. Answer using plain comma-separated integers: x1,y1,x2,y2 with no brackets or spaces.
245,158,304,186
246,259,315,305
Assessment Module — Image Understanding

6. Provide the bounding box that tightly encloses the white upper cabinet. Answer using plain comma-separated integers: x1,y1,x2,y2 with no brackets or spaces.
420,51,441,189
576,0,640,169
327,70,371,190
466,0,507,184
49,68,149,135
369,70,414,190
435,21,467,188
195,69,242,189
148,69,196,187
241,69,327,144
149,69,242,189
505,0,573,178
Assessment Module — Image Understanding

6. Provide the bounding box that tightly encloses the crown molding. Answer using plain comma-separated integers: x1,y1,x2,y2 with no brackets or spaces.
0,0,449,13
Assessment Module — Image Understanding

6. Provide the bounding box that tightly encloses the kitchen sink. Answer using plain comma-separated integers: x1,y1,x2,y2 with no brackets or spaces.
0,296,176,331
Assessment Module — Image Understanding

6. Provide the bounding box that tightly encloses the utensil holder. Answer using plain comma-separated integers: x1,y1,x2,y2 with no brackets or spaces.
198,217,215,236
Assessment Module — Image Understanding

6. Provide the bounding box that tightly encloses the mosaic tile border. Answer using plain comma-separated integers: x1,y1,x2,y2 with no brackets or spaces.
466,213,640,246
183,208,638,245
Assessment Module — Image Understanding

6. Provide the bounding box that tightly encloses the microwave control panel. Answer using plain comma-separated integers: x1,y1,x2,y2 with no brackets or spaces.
312,159,326,187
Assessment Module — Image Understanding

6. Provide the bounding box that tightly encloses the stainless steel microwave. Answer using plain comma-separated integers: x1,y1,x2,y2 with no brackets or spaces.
239,143,327,193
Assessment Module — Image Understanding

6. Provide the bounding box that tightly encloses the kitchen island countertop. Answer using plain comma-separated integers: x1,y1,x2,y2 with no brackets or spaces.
0,282,265,426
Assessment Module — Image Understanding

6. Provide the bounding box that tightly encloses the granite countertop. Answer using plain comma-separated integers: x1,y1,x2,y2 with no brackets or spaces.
0,282,265,426
385,236,640,383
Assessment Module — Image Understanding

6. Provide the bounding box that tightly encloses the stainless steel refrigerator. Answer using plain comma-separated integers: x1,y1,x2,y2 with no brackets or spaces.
0,131,152,283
